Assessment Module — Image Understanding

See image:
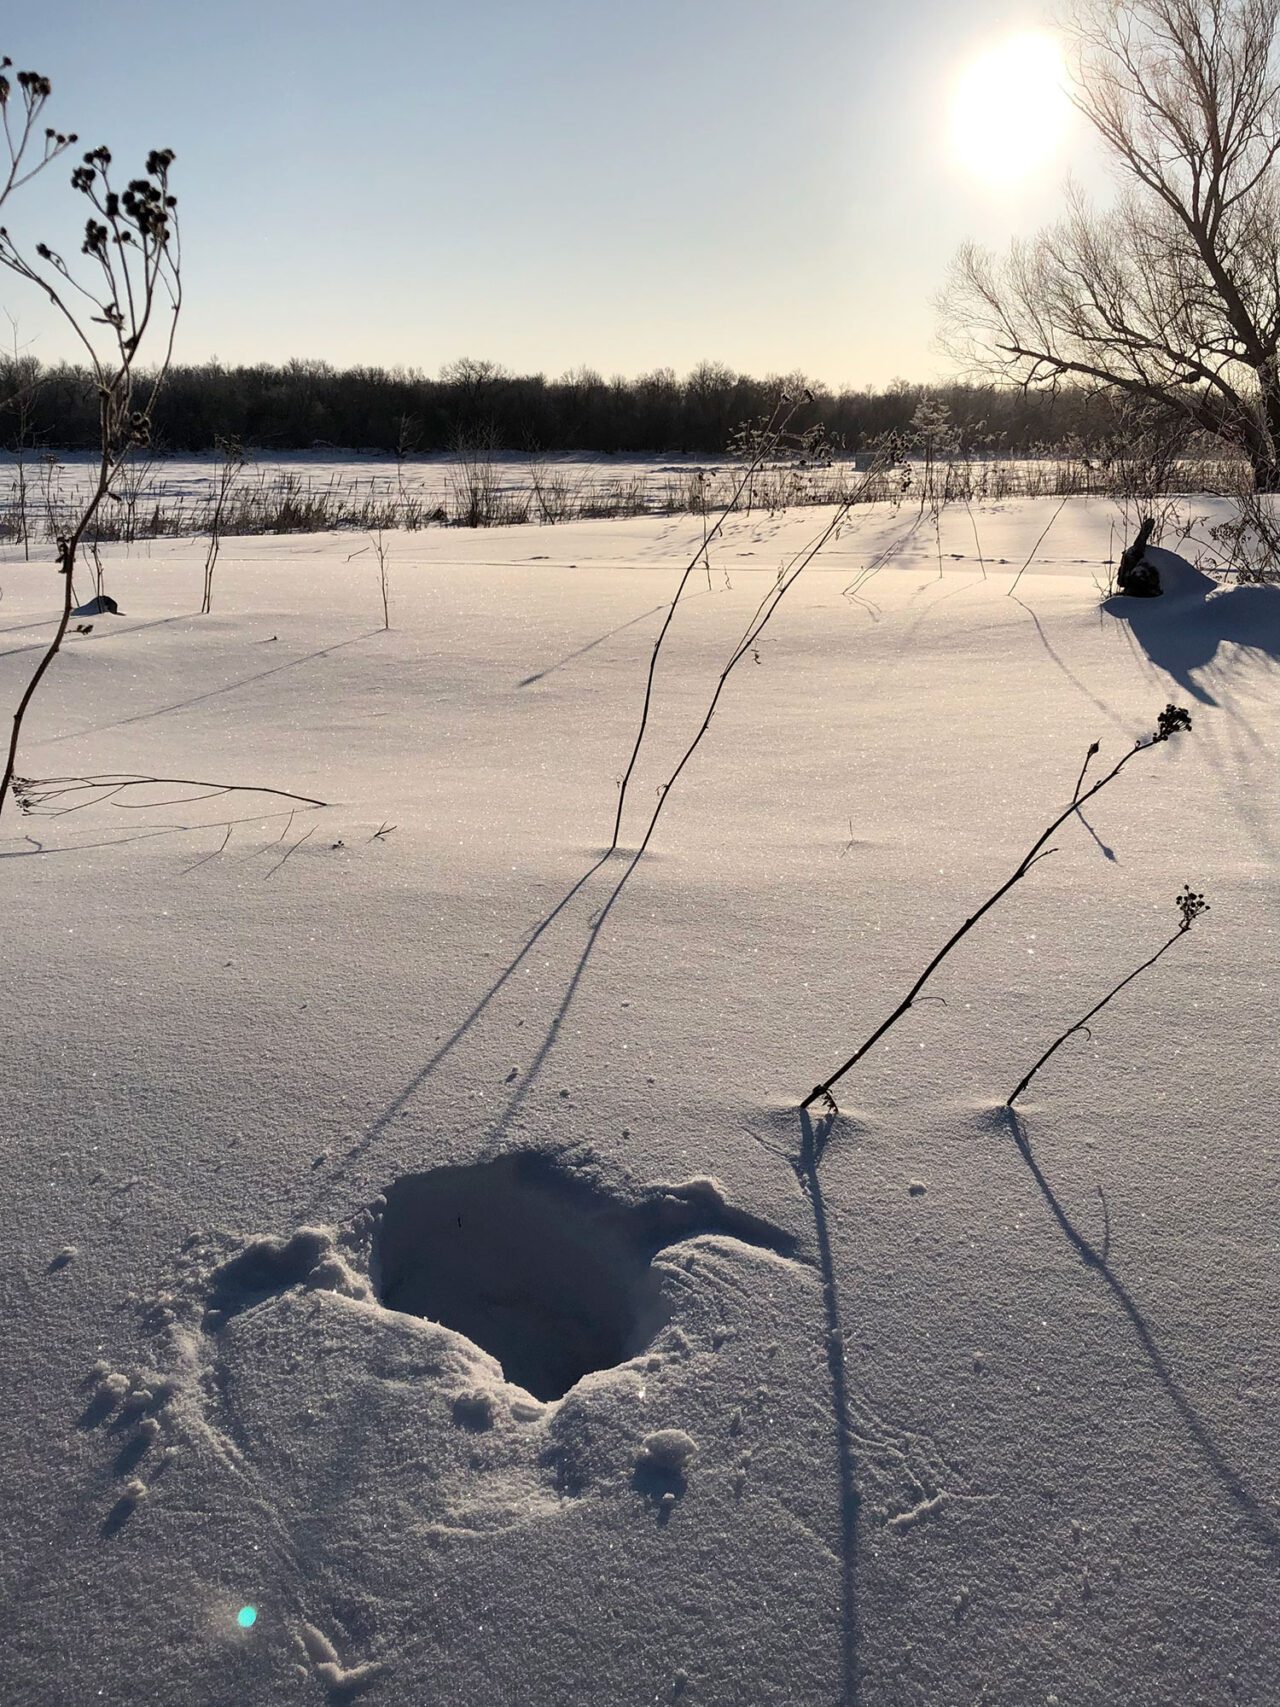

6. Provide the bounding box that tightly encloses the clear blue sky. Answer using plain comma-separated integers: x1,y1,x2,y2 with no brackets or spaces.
2,0,1107,385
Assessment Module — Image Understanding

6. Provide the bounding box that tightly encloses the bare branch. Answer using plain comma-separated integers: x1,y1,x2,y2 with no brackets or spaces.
942,2,1280,486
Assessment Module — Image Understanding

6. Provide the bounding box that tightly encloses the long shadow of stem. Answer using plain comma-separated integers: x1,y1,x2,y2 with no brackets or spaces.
315,848,618,1197
1002,1107,1280,1561
797,1109,860,1706
448,837,660,1156
482,868,629,1138
516,597,682,689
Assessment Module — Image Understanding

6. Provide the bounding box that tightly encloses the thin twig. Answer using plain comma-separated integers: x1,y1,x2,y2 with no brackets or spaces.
1072,740,1101,803
10,772,326,816
609,394,803,852
802,706,1195,1116
964,499,987,580
596,487,873,917
1007,498,1068,597
179,821,232,875
263,823,316,879
1006,888,1208,1106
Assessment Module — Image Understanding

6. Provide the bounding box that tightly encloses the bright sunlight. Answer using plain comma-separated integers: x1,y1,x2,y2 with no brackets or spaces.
949,32,1072,184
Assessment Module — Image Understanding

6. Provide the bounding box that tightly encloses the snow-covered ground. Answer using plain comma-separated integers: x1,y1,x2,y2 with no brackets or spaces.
0,497,1276,1705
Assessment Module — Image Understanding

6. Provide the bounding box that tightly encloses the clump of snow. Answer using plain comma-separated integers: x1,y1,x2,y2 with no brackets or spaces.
637,1429,698,1473
206,1225,372,1319
298,1622,385,1696
103,1476,149,1533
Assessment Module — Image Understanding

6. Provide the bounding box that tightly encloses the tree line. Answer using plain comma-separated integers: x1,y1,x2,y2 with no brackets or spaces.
0,353,1157,459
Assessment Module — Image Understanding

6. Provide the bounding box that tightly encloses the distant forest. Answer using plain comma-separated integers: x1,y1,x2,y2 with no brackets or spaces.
0,355,1175,458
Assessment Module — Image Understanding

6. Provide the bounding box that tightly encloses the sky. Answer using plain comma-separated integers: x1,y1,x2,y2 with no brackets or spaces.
1,0,1113,388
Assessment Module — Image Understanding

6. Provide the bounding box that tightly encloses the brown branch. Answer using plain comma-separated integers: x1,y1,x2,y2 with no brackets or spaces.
1006,887,1207,1106
0,135,180,820
11,773,327,817
801,706,1195,1117
609,393,803,852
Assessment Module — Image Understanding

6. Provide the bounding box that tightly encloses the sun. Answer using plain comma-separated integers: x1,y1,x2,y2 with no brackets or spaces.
949,32,1072,185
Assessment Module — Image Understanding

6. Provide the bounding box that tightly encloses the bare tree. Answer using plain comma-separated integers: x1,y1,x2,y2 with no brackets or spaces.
440,356,509,435
0,126,181,819
392,410,420,502
943,0,1280,489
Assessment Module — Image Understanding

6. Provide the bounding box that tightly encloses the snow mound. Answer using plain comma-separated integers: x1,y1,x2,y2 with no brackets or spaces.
1135,546,1219,600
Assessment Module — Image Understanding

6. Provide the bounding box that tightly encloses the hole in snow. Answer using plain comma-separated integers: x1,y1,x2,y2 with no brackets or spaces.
371,1153,794,1402
372,1155,666,1401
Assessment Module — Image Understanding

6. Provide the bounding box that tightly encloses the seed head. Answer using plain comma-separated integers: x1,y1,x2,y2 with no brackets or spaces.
1155,704,1192,741
1176,886,1209,928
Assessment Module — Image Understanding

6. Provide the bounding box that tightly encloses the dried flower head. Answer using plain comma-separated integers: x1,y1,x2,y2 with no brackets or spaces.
1155,704,1192,741
1176,886,1209,928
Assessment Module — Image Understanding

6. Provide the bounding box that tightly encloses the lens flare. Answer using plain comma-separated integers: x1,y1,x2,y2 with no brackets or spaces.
237,1605,258,1629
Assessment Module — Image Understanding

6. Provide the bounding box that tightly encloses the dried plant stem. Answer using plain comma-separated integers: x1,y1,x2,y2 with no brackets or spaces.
0,136,180,820
264,822,316,879
0,63,77,218
598,488,869,919
801,709,1193,1115
1006,497,1067,596
1072,740,1100,802
1007,895,1205,1106
201,436,243,614
373,528,390,629
11,772,326,816
609,394,802,853
179,821,233,875
2,429,111,815
964,499,987,579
